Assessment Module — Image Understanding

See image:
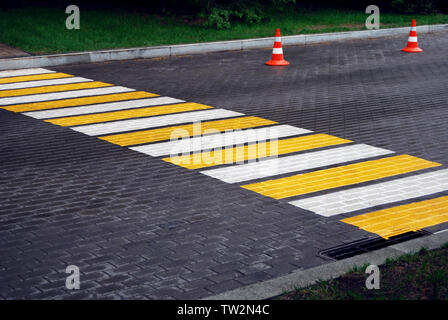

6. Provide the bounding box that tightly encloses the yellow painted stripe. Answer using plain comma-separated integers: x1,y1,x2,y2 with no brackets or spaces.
164,134,351,169
1,91,158,112
0,72,74,84
0,81,112,98
341,196,448,239
242,155,441,199
100,116,277,146
45,102,214,126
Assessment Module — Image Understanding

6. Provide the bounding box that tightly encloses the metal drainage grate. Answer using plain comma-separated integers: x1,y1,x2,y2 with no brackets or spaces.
319,230,431,261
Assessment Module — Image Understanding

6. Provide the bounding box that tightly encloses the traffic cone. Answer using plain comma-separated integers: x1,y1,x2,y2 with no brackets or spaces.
266,28,289,66
402,19,423,53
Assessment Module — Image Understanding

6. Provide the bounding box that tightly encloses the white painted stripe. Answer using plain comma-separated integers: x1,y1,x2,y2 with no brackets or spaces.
23,97,185,119
0,68,55,78
275,37,282,42
200,144,393,184
0,77,92,90
408,36,418,42
289,168,448,217
272,48,283,54
71,109,244,136
130,125,312,156
0,86,134,106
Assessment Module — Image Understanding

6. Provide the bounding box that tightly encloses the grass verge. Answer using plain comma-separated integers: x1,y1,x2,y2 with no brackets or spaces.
276,243,448,300
0,7,447,54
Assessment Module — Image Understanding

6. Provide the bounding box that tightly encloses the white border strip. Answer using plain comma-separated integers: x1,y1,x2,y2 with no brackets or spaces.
0,77,92,90
130,125,311,156
290,168,448,217
23,96,185,119
0,86,134,106
70,109,244,136
0,68,54,77
201,144,393,184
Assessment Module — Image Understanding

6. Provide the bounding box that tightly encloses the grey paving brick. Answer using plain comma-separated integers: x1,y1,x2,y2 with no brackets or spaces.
1,32,448,299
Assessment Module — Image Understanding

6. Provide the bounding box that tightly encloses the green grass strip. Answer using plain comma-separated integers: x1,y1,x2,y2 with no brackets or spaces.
0,8,447,54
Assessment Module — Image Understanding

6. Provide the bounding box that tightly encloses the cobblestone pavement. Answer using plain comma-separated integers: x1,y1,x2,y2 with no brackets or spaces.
0,43,29,59
1,32,448,299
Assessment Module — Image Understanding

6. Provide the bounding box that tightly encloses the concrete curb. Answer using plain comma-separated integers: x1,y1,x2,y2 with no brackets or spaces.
1,24,447,71
204,229,448,300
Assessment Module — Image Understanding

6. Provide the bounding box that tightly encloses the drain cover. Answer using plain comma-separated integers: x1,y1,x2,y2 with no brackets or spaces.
319,230,430,260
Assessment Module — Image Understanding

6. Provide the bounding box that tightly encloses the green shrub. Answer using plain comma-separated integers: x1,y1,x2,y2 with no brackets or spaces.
204,2,266,29
206,8,232,29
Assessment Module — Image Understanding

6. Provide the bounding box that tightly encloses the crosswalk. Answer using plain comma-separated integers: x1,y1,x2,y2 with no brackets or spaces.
1,67,447,240
0,86,133,105
133,125,309,157
101,116,278,146
201,144,393,183
241,155,440,199
291,169,448,217
25,97,185,119
0,77,93,90
164,134,350,169
45,102,214,126
6,91,156,112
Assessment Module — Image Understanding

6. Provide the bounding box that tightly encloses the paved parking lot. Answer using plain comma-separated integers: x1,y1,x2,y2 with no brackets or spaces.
1,31,448,299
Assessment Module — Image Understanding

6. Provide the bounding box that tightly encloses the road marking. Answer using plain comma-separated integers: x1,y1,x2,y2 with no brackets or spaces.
2,67,447,239
23,97,184,119
341,196,448,239
164,134,350,169
0,81,112,98
0,72,73,84
241,155,440,199
45,102,214,126
201,144,394,184
131,125,309,157
0,86,135,106
0,68,54,78
4,91,157,112
71,109,244,136
289,168,448,217
0,77,93,90
101,116,277,146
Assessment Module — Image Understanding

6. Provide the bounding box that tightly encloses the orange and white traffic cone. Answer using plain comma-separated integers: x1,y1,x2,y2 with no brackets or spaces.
266,28,289,66
402,19,423,53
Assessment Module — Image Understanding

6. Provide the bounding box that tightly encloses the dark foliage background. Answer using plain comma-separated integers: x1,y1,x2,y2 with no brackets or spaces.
0,0,448,14
0,0,446,29
1,0,446,13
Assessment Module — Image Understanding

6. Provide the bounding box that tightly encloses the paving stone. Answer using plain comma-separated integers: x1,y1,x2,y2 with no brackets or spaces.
1,33,448,299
